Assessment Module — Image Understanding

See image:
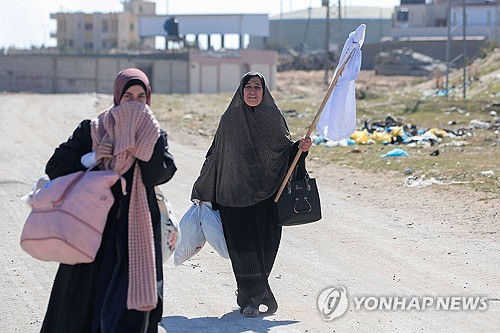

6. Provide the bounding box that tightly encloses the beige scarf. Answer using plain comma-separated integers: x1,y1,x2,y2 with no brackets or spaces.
91,101,160,311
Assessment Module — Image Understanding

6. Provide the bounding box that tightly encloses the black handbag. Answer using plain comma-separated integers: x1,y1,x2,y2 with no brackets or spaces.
275,164,322,226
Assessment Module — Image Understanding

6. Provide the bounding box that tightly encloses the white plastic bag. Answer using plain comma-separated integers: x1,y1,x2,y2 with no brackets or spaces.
22,175,50,207
155,187,180,263
200,202,229,259
173,202,206,266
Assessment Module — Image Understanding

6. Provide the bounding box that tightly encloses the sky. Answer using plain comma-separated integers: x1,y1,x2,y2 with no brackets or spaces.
0,0,400,49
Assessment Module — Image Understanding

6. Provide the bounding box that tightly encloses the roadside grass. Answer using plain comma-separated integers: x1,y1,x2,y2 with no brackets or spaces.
282,96,498,195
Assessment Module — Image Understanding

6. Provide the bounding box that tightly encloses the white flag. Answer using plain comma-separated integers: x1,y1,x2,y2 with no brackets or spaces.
316,24,366,141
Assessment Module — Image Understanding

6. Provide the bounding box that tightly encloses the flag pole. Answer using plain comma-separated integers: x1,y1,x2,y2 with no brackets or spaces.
274,48,356,203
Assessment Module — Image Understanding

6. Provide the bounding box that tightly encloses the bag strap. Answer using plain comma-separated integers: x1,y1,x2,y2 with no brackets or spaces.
52,160,101,206
154,186,170,220
285,163,311,193
52,171,87,207
290,157,309,181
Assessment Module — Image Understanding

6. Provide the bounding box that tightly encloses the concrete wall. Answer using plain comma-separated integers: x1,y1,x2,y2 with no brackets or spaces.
0,56,56,93
378,38,488,63
0,54,189,94
188,49,277,94
0,50,277,95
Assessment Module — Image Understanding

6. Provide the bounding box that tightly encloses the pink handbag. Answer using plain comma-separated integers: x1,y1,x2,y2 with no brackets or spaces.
20,169,120,265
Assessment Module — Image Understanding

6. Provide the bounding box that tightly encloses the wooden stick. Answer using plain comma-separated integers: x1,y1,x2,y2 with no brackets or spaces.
274,49,357,203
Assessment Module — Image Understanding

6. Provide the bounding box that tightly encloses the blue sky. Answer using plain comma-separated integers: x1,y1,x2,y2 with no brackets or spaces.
0,0,400,49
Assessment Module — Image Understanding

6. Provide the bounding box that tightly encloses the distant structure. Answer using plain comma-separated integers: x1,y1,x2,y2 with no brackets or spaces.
50,0,157,53
49,0,269,53
0,49,278,94
265,6,393,51
262,5,392,70
3,0,498,94
138,13,269,50
380,0,499,73
391,0,499,41
3,0,277,95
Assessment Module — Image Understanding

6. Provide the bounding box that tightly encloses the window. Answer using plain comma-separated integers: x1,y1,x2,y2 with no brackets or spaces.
130,23,134,31
435,18,446,27
102,20,108,33
397,8,409,22
84,23,93,31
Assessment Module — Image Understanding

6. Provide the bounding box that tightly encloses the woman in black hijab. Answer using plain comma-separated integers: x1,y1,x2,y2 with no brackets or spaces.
191,72,311,316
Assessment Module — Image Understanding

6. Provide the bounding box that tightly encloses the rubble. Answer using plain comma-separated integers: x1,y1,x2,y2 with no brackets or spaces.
374,49,446,77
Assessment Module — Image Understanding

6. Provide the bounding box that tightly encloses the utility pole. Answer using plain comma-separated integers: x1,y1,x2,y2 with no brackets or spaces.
280,0,283,49
338,0,342,49
462,0,467,100
323,0,330,89
445,0,451,99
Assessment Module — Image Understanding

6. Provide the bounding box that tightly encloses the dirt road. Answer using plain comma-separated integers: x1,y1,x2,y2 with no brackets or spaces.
1,93,498,332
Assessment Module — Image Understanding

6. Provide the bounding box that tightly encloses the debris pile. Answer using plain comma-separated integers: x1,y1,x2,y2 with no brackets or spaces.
278,49,337,72
313,114,499,149
374,49,447,77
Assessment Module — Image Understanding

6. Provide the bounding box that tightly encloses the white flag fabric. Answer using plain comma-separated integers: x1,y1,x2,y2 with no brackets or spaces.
316,24,366,141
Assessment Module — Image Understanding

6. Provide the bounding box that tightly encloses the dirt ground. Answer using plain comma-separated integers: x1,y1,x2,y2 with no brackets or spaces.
0,92,498,332
276,69,419,96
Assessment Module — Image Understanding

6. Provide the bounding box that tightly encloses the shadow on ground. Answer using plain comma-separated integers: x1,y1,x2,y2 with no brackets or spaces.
161,310,298,333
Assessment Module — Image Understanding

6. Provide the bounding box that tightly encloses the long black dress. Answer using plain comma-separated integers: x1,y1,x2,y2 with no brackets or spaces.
191,72,308,314
40,119,176,333
217,142,306,313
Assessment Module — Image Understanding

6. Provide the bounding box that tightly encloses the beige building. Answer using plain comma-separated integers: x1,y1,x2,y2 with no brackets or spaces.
50,0,156,53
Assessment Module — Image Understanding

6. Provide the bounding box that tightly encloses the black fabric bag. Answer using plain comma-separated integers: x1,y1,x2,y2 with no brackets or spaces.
275,164,321,226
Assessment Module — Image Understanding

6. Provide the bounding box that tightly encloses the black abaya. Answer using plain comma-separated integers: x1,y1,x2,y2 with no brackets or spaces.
40,120,176,333
219,195,281,311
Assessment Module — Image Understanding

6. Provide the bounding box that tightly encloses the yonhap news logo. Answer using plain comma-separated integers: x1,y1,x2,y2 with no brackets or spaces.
317,286,488,321
317,286,349,320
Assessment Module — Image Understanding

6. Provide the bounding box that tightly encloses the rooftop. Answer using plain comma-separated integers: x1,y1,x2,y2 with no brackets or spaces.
270,6,393,20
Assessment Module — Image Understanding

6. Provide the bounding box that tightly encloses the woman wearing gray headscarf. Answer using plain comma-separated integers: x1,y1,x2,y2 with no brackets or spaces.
191,72,311,317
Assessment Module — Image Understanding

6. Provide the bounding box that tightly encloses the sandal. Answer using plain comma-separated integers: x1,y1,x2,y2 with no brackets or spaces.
262,286,278,314
242,304,260,317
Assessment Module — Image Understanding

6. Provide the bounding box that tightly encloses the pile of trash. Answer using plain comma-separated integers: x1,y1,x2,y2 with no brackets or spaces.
313,115,499,151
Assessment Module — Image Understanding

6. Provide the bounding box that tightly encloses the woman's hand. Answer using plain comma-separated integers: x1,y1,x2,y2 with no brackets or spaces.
96,142,114,161
298,137,312,152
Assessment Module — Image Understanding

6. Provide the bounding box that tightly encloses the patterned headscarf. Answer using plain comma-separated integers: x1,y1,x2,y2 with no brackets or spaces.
113,68,151,106
191,72,293,207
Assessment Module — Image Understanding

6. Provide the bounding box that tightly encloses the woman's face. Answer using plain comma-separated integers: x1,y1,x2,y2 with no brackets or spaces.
120,85,147,105
243,76,263,107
